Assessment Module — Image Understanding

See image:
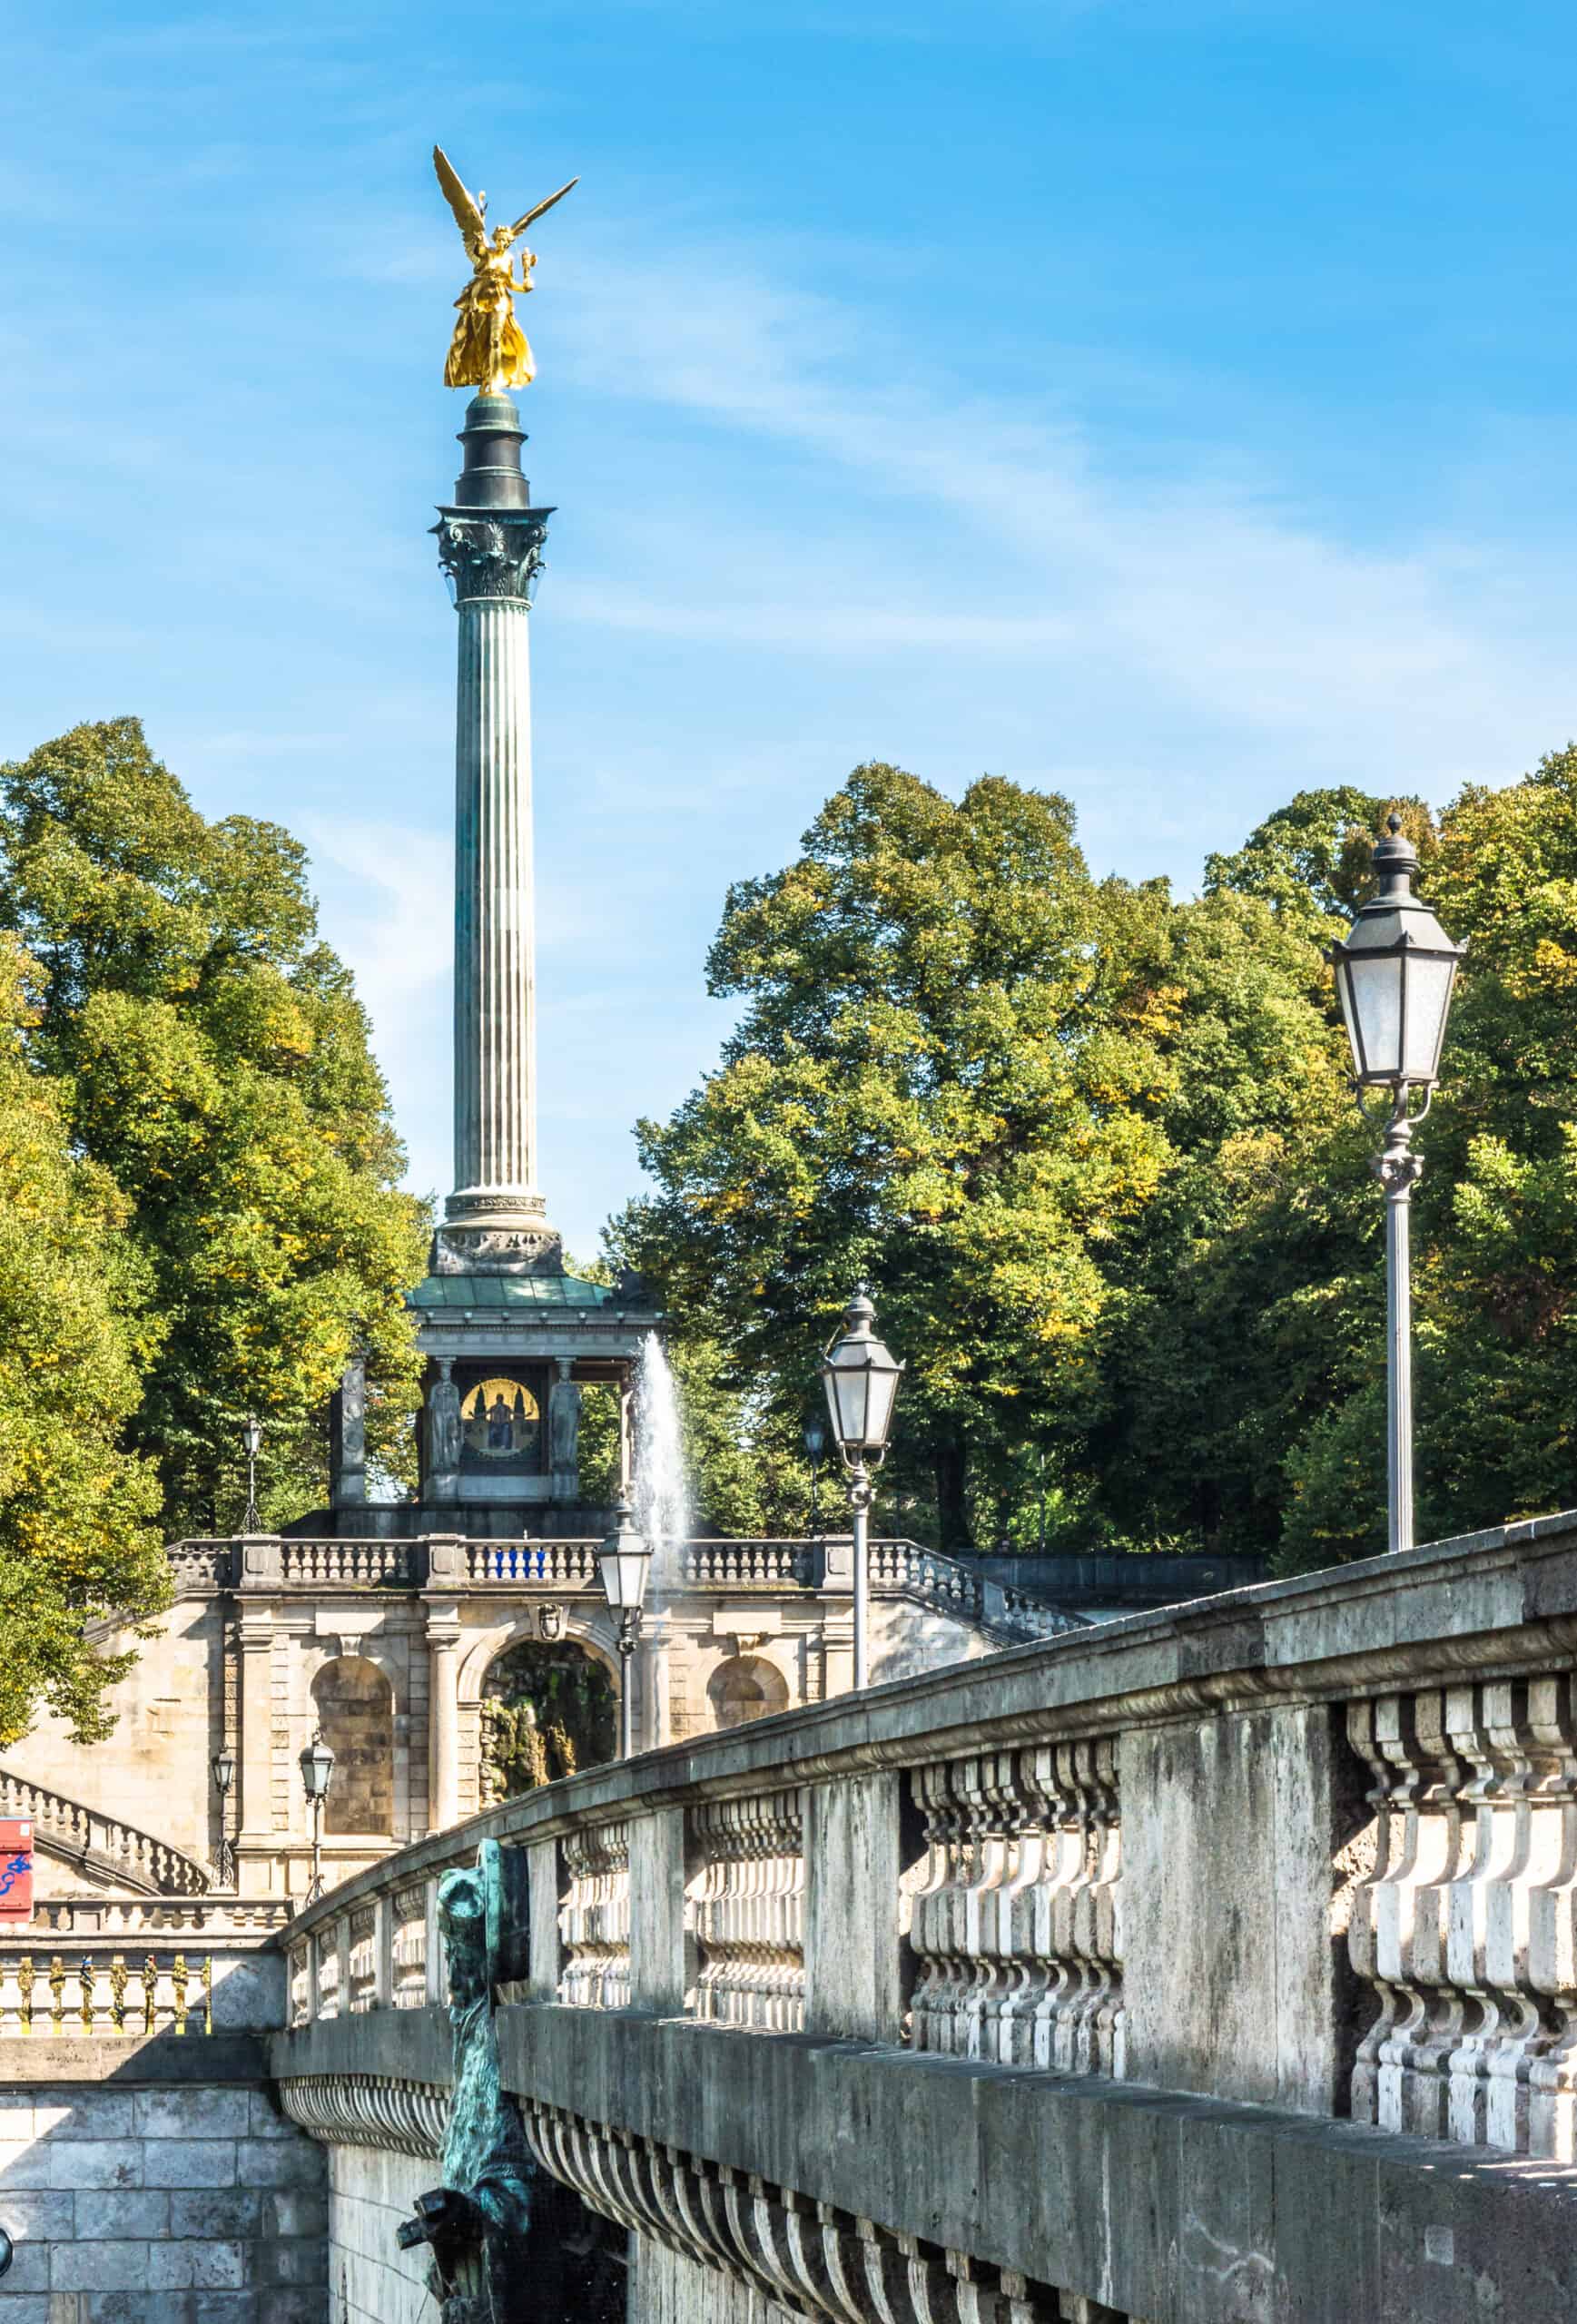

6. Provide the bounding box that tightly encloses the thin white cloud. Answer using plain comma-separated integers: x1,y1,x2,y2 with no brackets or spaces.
541,230,1577,800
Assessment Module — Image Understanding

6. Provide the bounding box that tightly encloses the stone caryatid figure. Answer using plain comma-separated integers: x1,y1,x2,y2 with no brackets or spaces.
429,1359,463,1497
434,145,577,393
547,1363,581,1487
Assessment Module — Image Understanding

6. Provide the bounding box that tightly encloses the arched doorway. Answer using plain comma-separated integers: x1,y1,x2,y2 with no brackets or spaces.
310,1656,394,1835
707,1654,790,1729
479,1639,617,1805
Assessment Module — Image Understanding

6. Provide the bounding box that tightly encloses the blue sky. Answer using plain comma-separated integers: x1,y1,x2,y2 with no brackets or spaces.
5,2,1577,1252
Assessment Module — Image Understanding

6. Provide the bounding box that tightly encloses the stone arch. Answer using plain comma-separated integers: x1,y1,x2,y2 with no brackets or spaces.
458,1609,622,1701
456,1612,627,1816
707,1653,791,1729
310,1655,394,1836
475,1631,618,1804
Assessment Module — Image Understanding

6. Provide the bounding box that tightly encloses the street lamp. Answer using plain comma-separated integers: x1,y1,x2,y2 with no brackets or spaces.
820,1288,904,1689
803,1419,827,1537
211,1748,236,1888
299,1730,336,1905
597,1497,652,1759
1328,812,1464,1555
241,1414,262,1533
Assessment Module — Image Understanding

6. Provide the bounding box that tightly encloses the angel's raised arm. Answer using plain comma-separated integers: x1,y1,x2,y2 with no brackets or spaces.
434,145,487,256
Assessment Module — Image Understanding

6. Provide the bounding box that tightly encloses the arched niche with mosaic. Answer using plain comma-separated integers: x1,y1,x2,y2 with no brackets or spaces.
458,1371,547,1472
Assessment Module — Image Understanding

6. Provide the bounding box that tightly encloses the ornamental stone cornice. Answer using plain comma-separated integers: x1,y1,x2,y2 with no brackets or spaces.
278,2071,446,2159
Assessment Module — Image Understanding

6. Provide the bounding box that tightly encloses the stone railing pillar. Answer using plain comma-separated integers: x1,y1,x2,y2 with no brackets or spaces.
804,1772,908,2042
630,1809,690,2014
527,1839,562,2000
1122,1699,1355,2114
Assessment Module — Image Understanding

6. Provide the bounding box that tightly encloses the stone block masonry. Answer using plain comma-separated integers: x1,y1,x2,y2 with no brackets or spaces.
325,2144,440,2324
0,2083,327,2321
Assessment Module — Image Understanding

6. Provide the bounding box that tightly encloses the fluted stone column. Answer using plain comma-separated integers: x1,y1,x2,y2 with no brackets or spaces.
433,392,559,1274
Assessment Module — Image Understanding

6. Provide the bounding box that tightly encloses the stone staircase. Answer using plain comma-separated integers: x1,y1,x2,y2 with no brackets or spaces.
867,1541,1091,1641
0,1764,212,1896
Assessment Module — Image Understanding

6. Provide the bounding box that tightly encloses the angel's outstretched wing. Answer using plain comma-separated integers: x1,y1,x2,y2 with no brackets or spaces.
508,177,579,241
433,145,487,253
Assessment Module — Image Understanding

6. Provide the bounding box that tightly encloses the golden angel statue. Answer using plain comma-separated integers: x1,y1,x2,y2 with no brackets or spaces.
433,145,578,393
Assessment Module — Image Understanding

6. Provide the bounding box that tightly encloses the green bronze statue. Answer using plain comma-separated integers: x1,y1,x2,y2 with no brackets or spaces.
397,1838,536,2319
396,1837,624,2323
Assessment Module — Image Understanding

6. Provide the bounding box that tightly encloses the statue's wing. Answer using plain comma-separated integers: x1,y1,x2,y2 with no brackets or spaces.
433,144,486,247
508,177,579,239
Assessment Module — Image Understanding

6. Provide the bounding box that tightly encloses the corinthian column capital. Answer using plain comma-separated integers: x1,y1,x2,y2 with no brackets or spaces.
434,509,551,604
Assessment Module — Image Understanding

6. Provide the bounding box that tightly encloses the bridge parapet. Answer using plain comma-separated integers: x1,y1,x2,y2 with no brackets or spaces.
272,1509,1577,2322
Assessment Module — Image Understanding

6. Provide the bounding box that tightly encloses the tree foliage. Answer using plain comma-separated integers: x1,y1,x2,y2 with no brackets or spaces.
614,764,1185,1543
0,719,426,1550
0,936,167,1743
618,753,1577,1570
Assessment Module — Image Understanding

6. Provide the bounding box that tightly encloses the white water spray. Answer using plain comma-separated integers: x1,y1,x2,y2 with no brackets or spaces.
632,1333,691,1588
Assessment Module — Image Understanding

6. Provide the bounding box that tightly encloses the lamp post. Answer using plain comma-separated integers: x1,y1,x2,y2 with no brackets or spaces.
241,1414,262,1533
803,1419,827,1537
299,1730,336,1905
820,1288,904,1690
1328,812,1464,1556
597,1497,653,1760
211,1748,236,1888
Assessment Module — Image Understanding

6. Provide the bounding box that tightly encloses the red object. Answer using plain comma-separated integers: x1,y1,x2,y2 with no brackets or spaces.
0,1821,34,1922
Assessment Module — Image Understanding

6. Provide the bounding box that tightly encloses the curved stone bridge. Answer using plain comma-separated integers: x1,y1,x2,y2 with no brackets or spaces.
271,1513,1577,2324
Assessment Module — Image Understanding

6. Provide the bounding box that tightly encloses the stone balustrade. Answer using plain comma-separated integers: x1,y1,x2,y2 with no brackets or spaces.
268,1510,1577,2322
909,1738,1123,2073
559,1818,633,2009
167,1531,1070,1622
278,1537,418,1586
464,1538,599,1585
0,1948,215,2036
690,1787,805,2030
0,1763,212,1896
26,1893,294,1939
0,1893,288,2042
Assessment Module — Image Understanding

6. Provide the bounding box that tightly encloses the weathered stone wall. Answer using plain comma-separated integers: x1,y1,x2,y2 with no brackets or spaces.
6,1598,227,1891
0,2077,326,2321
628,2234,794,2324
323,2143,435,2324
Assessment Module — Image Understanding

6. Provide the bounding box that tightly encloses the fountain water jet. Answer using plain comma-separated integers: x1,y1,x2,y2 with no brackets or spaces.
631,1334,691,1595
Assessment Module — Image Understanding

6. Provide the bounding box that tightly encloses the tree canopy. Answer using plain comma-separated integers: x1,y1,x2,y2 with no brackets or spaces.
616,753,1577,1569
0,720,425,1732
0,935,167,1744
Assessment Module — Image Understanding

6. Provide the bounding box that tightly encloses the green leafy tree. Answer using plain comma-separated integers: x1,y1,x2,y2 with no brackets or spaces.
1276,748,1577,1564
613,763,1179,1545
1081,885,1360,1554
0,936,168,1743
1205,786,1436,939
625,756,1573,1571
0,721,426,1534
